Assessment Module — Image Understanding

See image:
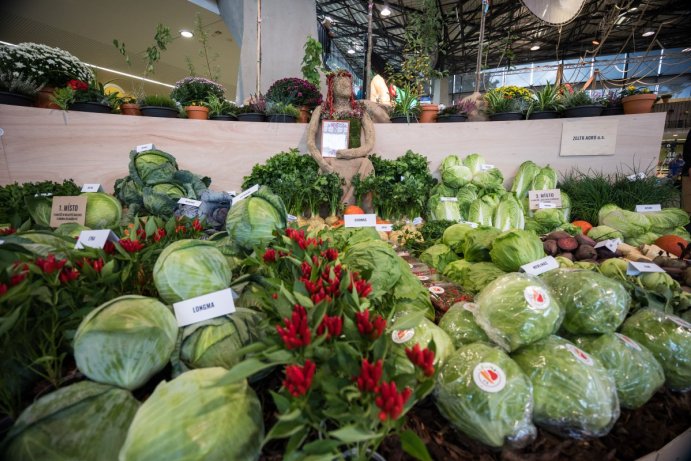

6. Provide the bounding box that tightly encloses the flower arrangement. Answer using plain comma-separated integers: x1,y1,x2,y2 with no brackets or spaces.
219,228,435,460
439,98,476,116
484,85,532,114
620,85,654,98
0,71,43,96
170,76,225,106
0,42,92,88
561,88,599,108
238,93,267,114
265,77,322,108
599,90,622,107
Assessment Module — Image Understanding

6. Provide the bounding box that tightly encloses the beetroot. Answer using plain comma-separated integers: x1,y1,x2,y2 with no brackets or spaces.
575,244,597,261
543,239,559,256
557,237,578,251
545,231,572,241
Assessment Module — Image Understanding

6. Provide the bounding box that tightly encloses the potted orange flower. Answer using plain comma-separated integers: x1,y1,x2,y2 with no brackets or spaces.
620,85,656,114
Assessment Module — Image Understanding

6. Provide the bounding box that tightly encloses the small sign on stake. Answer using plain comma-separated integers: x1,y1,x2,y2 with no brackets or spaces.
626,261,665,276
520,256,559,275
81,183,104,193
232,184,259,206
635,204,662,213
528,189,562,210
459,220,479,228
375,223,393,232
594,238,621,253
345,214,376,228
135,143,156,153
440,197,458,202
173,288,236,327
177,197,202,207
75,229,120,249
480,164,495,171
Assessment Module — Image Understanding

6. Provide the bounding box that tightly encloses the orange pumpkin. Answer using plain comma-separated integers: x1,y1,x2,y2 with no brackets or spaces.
331,219,345,228
572,220,593,235
375,217,391,225
654,235,688,257
344,205,365,215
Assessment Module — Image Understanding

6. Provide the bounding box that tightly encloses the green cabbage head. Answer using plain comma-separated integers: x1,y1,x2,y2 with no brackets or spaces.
118,368,263,461
475,273,563,352
226,186,287,252
82,192,122,229
129,149,178,185
462,226,500,262
420,243,458,272
510,161,541,198
490,229,544,272
588,225,624,242
74,295,178,390
576,333,665,409
439,302,490,347
153,239,232,304
3,381,139,461
621,309,691,391
447,261,506,294
541,269,630,334
435,342,536,448
512,335,619,438
442,223,476,253
344,239,402,300
600,209,651,238
391,308,455,367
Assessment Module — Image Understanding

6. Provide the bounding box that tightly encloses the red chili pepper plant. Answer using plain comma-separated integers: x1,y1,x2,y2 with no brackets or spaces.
216,228,436,460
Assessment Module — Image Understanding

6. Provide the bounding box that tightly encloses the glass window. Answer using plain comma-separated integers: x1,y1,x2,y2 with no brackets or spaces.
659,48,691,76
594,54,625,81
562,58,592,84
627,50,660,79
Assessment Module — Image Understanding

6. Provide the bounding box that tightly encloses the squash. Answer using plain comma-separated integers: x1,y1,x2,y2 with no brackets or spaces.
572,220,593,235
654,235,688,257
344,205,365,215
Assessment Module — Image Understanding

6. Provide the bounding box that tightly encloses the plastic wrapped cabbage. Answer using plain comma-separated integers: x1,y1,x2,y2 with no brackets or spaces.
3,381,139,461
587,225,624,242
173,308,265,374
82,192,122,229
490,229,544,272
475,273,563,352
621,309,691,391
420,243,458,273
435,343,536,448
226,186,287,252
462,226,500,262
119,368,263,461
74,295,178,390
153,239,232,304
344,239,402,300
512,335,620,438
541,269,630,335
442,223,476,254
446,261,506,294
442,258,472,279
391,308,455,367
392,259,435,320
439,302,490,347
576,333,665,409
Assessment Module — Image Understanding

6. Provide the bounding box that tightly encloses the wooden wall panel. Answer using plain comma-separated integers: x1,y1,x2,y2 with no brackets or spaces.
0,105,665,193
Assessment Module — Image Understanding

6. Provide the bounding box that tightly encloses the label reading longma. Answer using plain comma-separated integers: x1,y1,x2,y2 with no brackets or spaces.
172,288,236,327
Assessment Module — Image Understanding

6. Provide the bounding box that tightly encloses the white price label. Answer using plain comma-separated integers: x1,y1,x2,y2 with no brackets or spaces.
172,288,236,327
521,256,559,275
232,184,259,205
74,230,119,249
81,183,103,193
135,143,155,153
627,172,647,181
345,214,376,228
0,240,4,245
227,190,237,196
287,214,298,222
412,217,423,226
440,197,458,202
459,220,479,228
34,192,53,197
376,224,393,232
594,238,621,253
626,261,666,276
635,204,662,213
538,202,557,209
528,189,562,210
177,197,202,207
480,164,495,171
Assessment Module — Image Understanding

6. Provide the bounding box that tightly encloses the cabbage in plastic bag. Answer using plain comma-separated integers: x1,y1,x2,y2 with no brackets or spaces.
390,308,455,367
445,261,506,294
119,368,263,461
541,269,630,334
512,335,620,438
439,302,490,347
3,381,139,461
576,333,665,409
435,342,536,448
490,229,544,272
621,309,691,391
475,273,563,352
420,243,458,273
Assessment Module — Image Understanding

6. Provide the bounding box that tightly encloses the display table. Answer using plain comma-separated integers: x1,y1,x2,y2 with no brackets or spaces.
0,105,665,192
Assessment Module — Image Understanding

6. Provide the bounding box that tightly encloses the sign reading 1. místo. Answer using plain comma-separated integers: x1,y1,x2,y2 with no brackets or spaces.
50,196,87,227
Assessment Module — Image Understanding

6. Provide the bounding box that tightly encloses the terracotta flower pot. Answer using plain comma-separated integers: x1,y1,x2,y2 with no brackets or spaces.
121,103,141,116
297,106,311,123
185,105,209,120
622,94,656,115
35,86,59,109
419,104,438,123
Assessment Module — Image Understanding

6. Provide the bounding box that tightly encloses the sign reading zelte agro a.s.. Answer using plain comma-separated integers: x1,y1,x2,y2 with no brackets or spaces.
172,288,236,327
560,119,618,157
50,196,87,227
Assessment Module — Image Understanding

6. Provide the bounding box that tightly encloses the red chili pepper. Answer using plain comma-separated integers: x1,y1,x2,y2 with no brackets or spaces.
355,358,382,393
405,343,435,377
283,359,316,397
316,314,343,340
263,248,277,263
276,304,312,350
119,238,144,253
375,381,412,421
355,309,386,340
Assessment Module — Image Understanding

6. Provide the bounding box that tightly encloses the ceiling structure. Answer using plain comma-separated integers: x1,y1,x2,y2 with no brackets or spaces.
316,0,691,76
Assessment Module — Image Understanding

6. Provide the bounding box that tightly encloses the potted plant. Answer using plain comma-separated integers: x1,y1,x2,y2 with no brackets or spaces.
437,98,476,123
660,93,672,104
484,85,531,121
170,76,225,120
390,83,422,123
526,81,562,119
49,79,120,114
0,71,42,107
206,94,238,121
265,100,299,123
620,85,657,114
561,84,603,118
0,42,93,108
119,97,142,116
139,94,179,118
237,93,266,122
266,77,322,123
600,90,623,116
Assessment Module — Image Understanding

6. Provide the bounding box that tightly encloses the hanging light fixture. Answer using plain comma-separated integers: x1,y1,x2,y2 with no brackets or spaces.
381,2,391,16
530,45,540,51
642,30,655,37
180,30,194,38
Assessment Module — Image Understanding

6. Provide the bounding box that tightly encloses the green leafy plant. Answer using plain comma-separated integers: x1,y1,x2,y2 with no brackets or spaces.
0,179,81,228
562,89,598,108
484,86,531,114
0,71,42,96
265,101,299,117
49,86,75,111
391,83,422,121
185,13,221,81
205,94,238,117
237,93,266,114
53,79,122,109
301,36,324,88
527,81,563,116
170,76,225,106
140,94,178,109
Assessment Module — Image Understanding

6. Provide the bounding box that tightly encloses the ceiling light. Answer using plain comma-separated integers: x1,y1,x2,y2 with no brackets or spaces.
628,6,638,12
642,30,655,37
673,134,678,137
347,49,356,55
682,47,691,53
381,5,391,16
592,39,600,45
530,45,540,51
180,30,194,38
